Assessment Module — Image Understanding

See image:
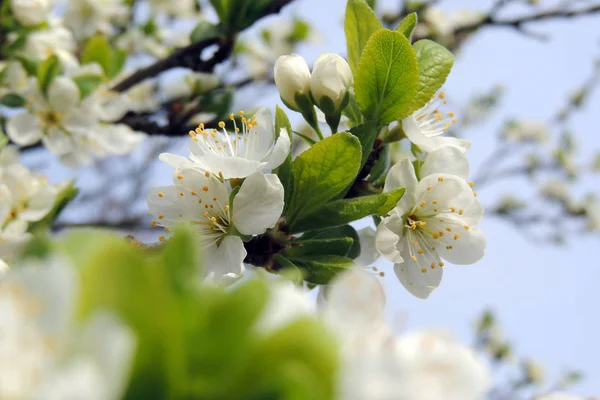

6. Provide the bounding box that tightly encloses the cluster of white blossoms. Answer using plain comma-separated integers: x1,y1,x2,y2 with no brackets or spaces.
261,270,492,400
0,256,134,399
0,146,63,271
148,109,290,282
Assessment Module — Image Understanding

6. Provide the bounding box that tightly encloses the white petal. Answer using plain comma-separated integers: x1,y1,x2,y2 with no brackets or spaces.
247,108,275,159
233,173,284,235
324,270,387,342
375,213,405,263
19,185,57,222
147,186,200,226
0,185,11,224
159,153,194,169
385,159,418,215
255,284,312,334
355,226,380,266
422,146,470,179
417,174,475,215
436,227,486,265
195,153,262,179
42,127,75,155
394,249,443,299
173,167,229,207
261,128,291,171
48,77,80,114
6,113,42,146
94,124,145,155
403,116,471,154
203,236,246,283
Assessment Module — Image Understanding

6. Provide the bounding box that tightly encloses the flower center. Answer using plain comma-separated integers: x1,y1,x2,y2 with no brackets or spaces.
39,111,63,127
188,110,261,159
413,92,458,137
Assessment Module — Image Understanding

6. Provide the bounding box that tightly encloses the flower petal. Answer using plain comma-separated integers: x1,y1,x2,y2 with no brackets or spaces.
6,113,42,146
422,146,470,179
233,173,284,235
261,128,291,171
246,108,275,160
385,159,418,214
375,213,405,263
435,227,486,265
203,236,246,283
48,77,80,114
355,226,380,266
42,127,75,156
159,153,195,169
394,245,443,299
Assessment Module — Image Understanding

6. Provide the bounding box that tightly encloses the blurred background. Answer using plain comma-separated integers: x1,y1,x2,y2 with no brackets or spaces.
16,0,600,395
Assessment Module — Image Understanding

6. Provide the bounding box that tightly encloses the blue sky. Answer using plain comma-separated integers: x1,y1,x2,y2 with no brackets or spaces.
286,0,600,395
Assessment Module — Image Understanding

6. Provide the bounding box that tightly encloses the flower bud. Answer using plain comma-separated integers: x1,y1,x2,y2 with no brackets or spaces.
11,0,49,27
274,54,311,111
311,53,353,111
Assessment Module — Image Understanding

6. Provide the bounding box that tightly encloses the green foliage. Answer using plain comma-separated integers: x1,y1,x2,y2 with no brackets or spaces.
396,12,418,40
37,55,61,96
16,55,39,76
342,90,364,127
344,0,382,73
355,29,419,125
28,180,78,234
285,255,354,285
283,237,355,258
60,229,338,399
81,36,126,79
301,225,361,259
210,0,274,33
410,39,455,113
349,122,379,171
288,187,405,233
72,74,103,99
0,131,7,151
273,106,293,214
286,132,362,228
190,21,220,44
0,93,25,107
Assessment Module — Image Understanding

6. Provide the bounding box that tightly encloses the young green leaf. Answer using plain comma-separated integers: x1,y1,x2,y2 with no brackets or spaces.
286,132,361,225
355,29,419,125
349,122,378,171
342,90,364,127
396,12,417,40
410,39,454,113
283,237,354,258
286,255,354,285
0,131,8,151
0,93,25,108
344,0,382,73
81,36,126,79
72,74,103,99
28,180,78,234
288,187,404,233
190,21,220,43
37,55,61,96
300,225,361,259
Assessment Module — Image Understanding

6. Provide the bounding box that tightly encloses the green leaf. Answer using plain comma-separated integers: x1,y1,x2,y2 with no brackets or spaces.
190,21,220,43
160,226,200,293
283,237,354,258
0,93,25,108
272,254,304,284
342,90,364,127
81,36,126,79
289,187,404,233
410,39,454,113
286,132,361,226
355,29,419,125
368,144,390,184
210,0,273,33
344,0,382,73
286,255,354,285
301,225,361,259
16,55,39,76
28,180,78,234
0,131,7,151
396,12,417,40
272,106,293,215
72,74,103,99
349,122,378,171
37,55,61,96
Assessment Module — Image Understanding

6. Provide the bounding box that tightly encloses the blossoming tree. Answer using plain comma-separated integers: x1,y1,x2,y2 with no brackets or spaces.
0,0,598,398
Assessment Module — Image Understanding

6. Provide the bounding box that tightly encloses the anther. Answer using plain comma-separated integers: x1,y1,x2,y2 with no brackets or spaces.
421,268,427,273
202,186,209,192
438,177,444,182
420,200,426,207
158,214,164,220
158,192,164,198
177,174,183,180
204,171,210,177
454,233,460,240
412,256,418,262
218,121,225,128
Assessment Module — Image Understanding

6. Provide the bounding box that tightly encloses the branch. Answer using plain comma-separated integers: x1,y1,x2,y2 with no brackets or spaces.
454,3,600,35
110,0,295,93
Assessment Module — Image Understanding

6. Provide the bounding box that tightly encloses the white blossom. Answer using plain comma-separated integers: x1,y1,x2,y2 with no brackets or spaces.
21,23,78,68
64,0,129,39
376,147,485,298
124,81,159,113
402,92,471,154
147,168,285,282
6,77,144,165
274,54,312,110
159,108,290,179
0,61,28,97
503,121,550,143
11,0,49,27
311,53,353,110
0,257,134,399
